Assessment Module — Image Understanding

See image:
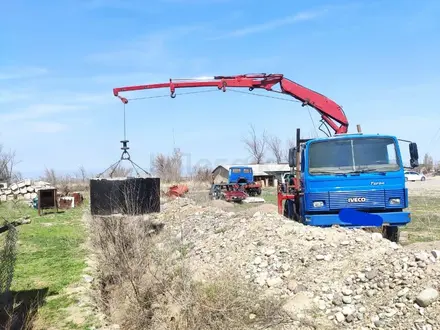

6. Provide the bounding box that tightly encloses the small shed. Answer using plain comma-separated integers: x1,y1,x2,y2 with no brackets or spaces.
211,163,291,187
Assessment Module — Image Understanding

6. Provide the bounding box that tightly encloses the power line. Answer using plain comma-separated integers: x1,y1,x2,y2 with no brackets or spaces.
228,89,301,103
124,88,302,103
428,127,440,146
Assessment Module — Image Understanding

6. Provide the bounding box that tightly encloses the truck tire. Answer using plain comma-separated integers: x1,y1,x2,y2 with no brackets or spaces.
293,201,301,223
284,200,294,219
382,225,400,243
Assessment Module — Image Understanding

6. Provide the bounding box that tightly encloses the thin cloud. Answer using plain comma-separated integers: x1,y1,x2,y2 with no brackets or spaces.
0,104,87,123
26,121,69,133
84,24,204,68
0,66,48,80
210,8,328,40
0,89,34,104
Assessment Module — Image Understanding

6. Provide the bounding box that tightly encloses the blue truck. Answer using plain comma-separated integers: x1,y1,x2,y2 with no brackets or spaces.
228,166,262,196
208,166,262,202
279,128,419,242
228,166,254,184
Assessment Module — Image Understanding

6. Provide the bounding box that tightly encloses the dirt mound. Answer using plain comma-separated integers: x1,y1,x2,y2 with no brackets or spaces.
243,203,279,216
92,196,440,330
150,197,440,329
208,199,235,210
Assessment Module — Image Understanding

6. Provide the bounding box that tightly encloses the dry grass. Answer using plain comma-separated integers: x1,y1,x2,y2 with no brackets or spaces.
88,212,294,330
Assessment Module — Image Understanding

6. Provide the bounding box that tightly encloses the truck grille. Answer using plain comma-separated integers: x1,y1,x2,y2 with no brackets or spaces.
329,190,385,210
306,189,405,211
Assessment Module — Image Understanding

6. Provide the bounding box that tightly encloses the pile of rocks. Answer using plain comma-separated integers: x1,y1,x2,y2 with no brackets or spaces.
148,197,440,329
0,179,53,202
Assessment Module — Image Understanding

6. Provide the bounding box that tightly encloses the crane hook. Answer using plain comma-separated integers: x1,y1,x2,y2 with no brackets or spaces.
221,80,227,92
170,79,176,98
249,87,254,92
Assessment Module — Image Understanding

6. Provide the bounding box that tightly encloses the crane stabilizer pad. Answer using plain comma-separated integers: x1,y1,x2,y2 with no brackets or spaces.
338,208,383,227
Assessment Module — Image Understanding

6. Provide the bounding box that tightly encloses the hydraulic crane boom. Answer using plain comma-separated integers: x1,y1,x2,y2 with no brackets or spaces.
113,73,349,135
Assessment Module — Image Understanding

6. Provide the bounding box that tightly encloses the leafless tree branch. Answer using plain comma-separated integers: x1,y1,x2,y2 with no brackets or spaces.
152,148,183,182
243,124,267,164
266,135,284,164
283,138,296,162
0,145,21,184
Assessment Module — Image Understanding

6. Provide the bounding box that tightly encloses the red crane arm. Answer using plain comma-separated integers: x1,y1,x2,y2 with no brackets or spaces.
112,73,349,135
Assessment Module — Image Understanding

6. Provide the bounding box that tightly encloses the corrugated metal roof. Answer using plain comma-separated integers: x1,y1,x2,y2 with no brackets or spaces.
212,163,291,176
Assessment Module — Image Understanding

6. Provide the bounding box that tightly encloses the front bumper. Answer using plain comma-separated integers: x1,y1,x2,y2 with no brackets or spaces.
304,211,411,227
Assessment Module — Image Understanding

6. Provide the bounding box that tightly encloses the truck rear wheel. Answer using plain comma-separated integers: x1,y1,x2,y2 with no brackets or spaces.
382,225,400,243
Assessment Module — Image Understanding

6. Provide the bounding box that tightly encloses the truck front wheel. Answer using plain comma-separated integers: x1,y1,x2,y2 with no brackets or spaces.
382,225,400,243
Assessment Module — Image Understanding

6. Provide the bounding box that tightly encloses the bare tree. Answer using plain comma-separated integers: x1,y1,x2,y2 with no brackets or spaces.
0,145,21,184
109,165,133,178
266,135,285,164
434,161,440,175
423,153,434,173
243,124,267,164
283,138,296,162
191,165,212,182
287,138,295,148
152,148,182,182
42,167,57,186
40,167,75,195
77,165,88,182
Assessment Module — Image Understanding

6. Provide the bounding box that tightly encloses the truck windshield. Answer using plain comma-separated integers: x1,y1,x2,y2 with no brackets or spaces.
308,137,401,175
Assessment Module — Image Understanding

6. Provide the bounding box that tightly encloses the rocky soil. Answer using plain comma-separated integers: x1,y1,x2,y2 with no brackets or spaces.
146,196,440,330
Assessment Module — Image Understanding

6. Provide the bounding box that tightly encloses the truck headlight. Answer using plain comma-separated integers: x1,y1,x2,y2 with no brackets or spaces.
313,201,324,208
389,198,401,205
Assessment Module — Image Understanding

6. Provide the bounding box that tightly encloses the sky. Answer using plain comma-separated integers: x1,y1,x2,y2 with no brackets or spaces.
1,0,439,178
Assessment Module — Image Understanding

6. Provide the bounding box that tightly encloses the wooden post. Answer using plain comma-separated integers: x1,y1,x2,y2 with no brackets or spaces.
357,124,362,133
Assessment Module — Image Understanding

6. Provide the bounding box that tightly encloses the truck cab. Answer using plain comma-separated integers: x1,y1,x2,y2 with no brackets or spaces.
228,166,262,196
280,131,419,242
228,166,254,185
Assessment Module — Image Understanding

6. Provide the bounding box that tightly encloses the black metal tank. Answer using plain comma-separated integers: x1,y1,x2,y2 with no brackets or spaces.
90,177,160,215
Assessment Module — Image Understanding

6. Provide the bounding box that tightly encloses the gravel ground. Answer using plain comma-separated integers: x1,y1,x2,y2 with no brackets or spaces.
144,191,440,330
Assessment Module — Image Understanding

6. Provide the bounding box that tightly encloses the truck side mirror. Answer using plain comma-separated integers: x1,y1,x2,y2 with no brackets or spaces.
288,147,296,168
409,142,419,168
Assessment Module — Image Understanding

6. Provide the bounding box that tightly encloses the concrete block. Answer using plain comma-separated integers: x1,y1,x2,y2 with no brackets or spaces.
10,183,18,191
34,180,50,187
